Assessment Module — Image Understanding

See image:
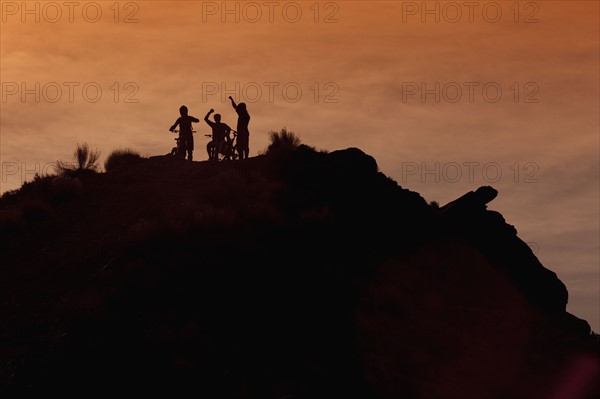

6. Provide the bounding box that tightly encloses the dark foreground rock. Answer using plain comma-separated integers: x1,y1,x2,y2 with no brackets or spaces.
0,147,598,398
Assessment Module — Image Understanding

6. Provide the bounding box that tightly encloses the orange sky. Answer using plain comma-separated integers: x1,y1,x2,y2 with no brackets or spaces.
1,1,599,330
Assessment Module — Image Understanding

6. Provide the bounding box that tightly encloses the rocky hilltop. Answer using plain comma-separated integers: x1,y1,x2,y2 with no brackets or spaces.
0,145,597,398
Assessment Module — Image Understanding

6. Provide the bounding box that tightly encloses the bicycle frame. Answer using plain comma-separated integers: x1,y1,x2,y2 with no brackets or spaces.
206,130,238,161
170,129,196,158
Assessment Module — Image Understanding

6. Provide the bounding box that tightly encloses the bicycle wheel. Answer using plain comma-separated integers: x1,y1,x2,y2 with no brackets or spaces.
222,142,232,161
206,142,216,161
231,144,239,160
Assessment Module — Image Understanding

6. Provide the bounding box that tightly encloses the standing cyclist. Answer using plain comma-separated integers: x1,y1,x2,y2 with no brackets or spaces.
169,105,199,161
229,96,250,160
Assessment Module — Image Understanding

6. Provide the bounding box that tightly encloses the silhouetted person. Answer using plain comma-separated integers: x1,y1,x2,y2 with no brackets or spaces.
204,109,232,161
229,96,250,159
169,105,199,161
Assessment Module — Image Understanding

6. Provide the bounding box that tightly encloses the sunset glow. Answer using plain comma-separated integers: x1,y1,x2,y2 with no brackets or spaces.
1,1,598,330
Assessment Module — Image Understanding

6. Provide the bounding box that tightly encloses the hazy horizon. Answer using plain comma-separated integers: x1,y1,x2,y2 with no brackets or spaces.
1,1,598,330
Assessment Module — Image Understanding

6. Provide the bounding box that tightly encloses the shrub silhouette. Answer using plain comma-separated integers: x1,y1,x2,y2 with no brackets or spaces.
104,148,142,172
267,127,301,153
56,143,101,176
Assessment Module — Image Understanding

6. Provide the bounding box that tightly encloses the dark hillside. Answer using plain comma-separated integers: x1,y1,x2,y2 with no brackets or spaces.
0,146,597,398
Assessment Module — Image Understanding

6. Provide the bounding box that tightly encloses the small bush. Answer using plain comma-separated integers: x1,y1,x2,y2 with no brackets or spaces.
430,201,440,209
30,175,54,200
0,189,20,202
267,128,301,153
104,149,142,172
56,143,101,176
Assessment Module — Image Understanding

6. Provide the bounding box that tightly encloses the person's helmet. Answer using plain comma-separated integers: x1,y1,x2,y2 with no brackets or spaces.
179,105,188,116
214,114,221,122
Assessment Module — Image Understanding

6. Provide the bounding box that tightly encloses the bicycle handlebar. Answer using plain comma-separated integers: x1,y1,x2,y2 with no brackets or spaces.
204,131,237,138
171,129,235,136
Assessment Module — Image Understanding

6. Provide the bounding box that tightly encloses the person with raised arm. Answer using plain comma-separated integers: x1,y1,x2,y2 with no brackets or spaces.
229,96,250,160
204,109,232,161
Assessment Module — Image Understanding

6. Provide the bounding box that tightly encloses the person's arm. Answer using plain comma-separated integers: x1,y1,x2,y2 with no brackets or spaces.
228,96,237,110
169,117,180,132
191,116,200,123
204,109,214,127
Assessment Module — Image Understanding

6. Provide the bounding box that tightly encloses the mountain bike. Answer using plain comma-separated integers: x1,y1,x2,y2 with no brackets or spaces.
169,129,196,158
206,130,239,161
